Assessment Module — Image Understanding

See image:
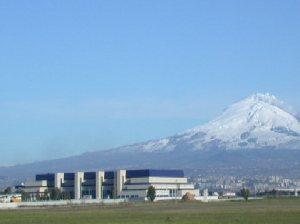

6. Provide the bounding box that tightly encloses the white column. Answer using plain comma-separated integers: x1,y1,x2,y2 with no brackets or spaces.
96,171,104,200
54,173,64,189
203,189,208,202
75,172,84,200
295,189,298,197
114,170,126,198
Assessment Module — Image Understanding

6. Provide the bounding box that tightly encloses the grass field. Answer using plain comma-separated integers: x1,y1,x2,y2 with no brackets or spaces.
0,198,300,224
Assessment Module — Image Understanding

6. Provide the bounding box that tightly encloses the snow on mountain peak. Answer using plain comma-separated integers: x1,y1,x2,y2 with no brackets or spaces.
119,94,300,153
186,93,300,150
143,94,300,152
248,93,281,106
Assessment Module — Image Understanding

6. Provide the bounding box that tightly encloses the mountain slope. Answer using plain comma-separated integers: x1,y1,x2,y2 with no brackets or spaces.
1,93,300,188
116,93,300,152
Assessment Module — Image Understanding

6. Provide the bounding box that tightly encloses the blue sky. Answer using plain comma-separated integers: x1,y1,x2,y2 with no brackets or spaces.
0,0,299,165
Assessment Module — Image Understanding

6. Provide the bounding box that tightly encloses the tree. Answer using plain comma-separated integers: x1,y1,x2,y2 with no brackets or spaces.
241,188,250,201
36,190,41,201
42,189,50,200
21,190,30,202
61,191,71,200
109,190,114,199
4,187,12,195
50,188,62,200
147,186,156,202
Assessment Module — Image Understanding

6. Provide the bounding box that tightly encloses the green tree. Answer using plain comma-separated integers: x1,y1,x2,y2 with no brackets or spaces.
109,190,114,199
36,190,41,201
147,186,156,202
42,189,50,200
241,188,250,201
4,187,12,195
61,191,71,200
50,188,62,200
21,190,30,202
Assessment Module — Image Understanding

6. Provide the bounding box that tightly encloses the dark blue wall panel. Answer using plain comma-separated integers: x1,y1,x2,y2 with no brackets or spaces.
104,171,114,179
84,172,96,180
126,169,184,178
35,173,55,181
64,173,75,180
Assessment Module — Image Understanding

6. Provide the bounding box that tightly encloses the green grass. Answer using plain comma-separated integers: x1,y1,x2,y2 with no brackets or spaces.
0,198,300,224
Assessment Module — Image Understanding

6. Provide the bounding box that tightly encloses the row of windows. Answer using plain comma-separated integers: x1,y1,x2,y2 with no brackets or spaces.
119,195,139,199
118,194,177,199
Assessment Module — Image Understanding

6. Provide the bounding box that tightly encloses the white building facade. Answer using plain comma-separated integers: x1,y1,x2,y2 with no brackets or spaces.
18,169,199,200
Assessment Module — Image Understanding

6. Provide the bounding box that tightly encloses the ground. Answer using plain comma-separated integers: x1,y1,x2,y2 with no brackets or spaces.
0,198,300,224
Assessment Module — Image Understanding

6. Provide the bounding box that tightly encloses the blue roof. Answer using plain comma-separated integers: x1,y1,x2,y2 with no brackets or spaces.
104,171,114,179
84,172,96,180
35,169,184,181
64,173,75,180
126,169,184,178
35,173,54,181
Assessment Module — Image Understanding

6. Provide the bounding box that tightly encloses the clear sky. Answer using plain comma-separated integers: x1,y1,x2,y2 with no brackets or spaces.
0,0,299,165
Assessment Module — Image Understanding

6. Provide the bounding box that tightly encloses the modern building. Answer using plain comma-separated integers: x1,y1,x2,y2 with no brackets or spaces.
18,169,199,200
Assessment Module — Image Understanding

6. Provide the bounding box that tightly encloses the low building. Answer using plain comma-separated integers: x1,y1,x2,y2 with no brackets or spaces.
17,169,198,200
118,170,198,199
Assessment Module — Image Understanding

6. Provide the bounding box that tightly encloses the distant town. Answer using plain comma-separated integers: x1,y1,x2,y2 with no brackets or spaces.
191,175,300,197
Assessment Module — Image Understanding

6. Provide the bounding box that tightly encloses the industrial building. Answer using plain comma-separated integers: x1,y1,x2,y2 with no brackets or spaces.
18,169,199,200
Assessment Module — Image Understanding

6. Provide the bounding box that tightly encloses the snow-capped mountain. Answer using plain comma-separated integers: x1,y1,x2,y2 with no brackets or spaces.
118,93,300,152
2,93,300,187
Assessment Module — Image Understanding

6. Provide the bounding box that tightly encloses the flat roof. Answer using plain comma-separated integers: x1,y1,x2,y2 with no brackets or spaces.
126,169,184,178
35,169,185,180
